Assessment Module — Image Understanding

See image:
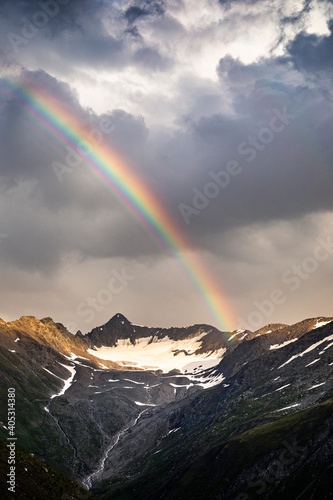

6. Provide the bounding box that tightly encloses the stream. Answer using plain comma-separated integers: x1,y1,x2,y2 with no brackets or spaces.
82,408,149,489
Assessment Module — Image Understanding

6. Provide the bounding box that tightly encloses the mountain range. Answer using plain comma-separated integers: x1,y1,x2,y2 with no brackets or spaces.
1,312,333,499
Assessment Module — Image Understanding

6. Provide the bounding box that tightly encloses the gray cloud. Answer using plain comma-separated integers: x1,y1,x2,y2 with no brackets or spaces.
280,0,312,25
133,46,172,70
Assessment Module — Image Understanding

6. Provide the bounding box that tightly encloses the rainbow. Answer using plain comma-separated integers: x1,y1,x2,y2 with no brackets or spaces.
1,75,236,331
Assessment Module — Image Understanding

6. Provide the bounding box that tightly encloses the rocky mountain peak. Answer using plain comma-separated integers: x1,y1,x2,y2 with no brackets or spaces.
86,313,136,348
105,313,132,327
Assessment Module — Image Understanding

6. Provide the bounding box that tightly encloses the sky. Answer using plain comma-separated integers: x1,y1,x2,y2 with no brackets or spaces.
0,0,333,333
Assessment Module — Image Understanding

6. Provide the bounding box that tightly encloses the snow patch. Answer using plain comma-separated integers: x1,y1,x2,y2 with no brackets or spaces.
228,330,244,341
193,372,225,389
275,404,300,412
278,334,333,369
305,359,320,367
170,382,193,389
61,352,76,360
167,427,181,435
134,401,156,407
42,367,65,380
270,338,298,350
164,370,225,389
308,382,325,390
49,364,76,399
314,319,332,329
275,383,291,392
62,352,89,361
123,379,145,385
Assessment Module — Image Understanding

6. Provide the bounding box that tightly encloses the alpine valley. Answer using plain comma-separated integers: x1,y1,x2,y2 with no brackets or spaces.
1,312,333,500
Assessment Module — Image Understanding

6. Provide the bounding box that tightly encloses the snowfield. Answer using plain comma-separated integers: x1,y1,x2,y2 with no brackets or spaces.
87,334,226,373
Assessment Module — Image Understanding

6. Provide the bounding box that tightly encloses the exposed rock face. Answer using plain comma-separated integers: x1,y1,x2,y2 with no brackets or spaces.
216,316,333,379
0,315,119,369
0,313,333,499
86,313,136,347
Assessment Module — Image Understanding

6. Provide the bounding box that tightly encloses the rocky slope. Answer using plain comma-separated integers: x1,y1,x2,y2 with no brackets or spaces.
0,313,332,499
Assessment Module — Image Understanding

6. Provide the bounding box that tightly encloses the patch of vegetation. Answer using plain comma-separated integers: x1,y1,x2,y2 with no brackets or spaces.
0,440,97,500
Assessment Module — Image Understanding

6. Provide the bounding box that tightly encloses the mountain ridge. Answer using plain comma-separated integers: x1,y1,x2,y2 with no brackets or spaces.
0,312,333,499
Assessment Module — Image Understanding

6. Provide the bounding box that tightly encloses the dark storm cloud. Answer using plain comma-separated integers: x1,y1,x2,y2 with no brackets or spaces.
164,53,333,243
288,20,333,72
0,70,84,182
0,0,92,28
0,0,92,43
0,0,171,76
124,1,166,24
0,69,155,271
0,69,149,183
0,0,127,72
125,6,149,24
